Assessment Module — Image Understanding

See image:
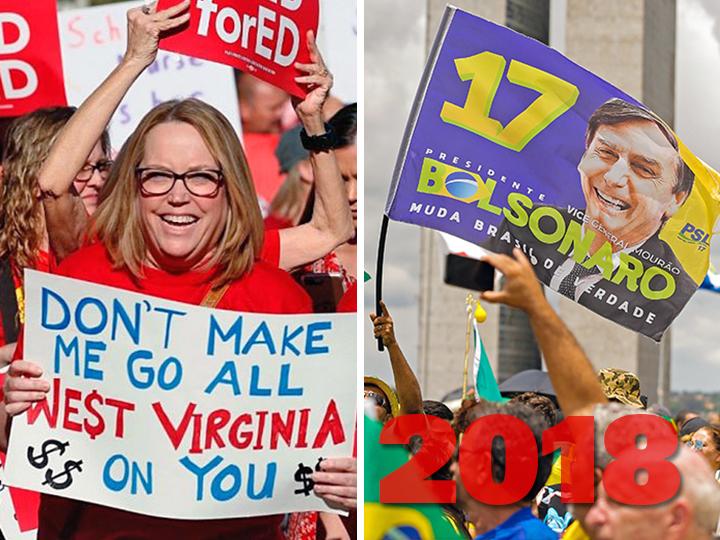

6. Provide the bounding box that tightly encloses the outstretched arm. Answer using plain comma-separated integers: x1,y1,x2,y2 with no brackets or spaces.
40,2,191,258
481,249,607,416
276,32,353,270
370,301,423,415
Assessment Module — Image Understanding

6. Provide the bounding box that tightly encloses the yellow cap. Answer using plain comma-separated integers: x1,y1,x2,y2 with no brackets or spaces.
364,376,401,417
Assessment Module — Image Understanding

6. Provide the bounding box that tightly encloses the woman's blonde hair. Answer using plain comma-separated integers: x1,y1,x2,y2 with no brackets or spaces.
91,99,263,286
0,107,83,270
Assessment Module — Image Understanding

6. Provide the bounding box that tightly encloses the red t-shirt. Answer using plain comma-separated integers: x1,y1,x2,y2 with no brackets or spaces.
260,227,280,267
263,214,294,231
336,282,357,313
243,132,284,205
31,242,310,540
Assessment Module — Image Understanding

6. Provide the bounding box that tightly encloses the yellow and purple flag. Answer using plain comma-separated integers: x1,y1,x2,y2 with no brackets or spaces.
384,6,720,341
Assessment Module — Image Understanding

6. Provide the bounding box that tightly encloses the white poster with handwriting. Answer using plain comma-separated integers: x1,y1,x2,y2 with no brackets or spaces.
317,0,357,103
5,271,355,519
58,1,242,149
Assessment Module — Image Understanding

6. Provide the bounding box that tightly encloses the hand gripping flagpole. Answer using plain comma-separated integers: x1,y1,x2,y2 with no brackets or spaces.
375,215,390,351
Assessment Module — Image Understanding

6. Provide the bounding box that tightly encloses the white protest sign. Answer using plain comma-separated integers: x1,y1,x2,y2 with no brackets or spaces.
6,271,355,519
317,0,357,103
0,466,37,540
58,1,241,149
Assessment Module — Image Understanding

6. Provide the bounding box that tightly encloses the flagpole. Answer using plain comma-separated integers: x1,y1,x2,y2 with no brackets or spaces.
461,294,474,399
375,215,390,351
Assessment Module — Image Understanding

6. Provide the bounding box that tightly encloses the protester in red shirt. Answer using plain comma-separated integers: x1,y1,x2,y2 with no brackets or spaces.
2,3,351,538
0,107,112,362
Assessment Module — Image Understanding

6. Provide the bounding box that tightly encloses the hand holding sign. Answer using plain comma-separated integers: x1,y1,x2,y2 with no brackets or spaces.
293,30,332,132
5,271,356,520
124,0,191,69
312,456,357,510
4,360,50,418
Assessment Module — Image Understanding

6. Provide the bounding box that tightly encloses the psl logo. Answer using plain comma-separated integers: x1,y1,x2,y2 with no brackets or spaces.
677,223,710,251
416,157,490,204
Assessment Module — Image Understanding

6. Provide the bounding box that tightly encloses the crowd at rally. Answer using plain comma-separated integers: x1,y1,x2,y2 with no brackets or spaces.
0,2,356,539
368,248,720,540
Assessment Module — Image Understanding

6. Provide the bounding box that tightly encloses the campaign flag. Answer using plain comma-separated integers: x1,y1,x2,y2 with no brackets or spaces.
0,0,67,116
472,321,505,403
364,415,466,540
5,271,355,519
384,6,720,341
157,0,319,98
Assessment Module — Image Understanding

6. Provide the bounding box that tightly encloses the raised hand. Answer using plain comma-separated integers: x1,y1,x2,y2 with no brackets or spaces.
124,0,191,69
370,301,397,348
293,30,333,132
481,248,545,315
4,360,50,417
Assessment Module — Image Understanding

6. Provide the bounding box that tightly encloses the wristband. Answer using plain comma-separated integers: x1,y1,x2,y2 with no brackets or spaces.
300,124,338,152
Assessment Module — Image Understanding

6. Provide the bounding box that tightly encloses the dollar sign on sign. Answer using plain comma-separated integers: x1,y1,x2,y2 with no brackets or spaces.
42,460,83,490
27,439,70,469
293,463,315,496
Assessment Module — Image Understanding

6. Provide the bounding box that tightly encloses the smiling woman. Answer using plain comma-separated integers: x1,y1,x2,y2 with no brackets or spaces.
93,104,263,282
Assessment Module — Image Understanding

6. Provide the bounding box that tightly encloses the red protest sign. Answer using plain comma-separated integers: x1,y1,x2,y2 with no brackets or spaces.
0,1,67,117
157,0,319,98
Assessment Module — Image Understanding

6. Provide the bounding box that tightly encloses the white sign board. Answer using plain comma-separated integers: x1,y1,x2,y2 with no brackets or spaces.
0,466,36,540
58,1,242,150
6,271,355,520
317,0,357,103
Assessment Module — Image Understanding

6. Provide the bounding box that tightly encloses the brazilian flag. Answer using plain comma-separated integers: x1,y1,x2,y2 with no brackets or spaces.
364,415,468,540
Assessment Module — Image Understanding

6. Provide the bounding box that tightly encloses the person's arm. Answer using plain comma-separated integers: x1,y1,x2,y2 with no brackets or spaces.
44,192,89,262
276,32,353,270
370,301,423,415
481,248,607,416
39,2,191,259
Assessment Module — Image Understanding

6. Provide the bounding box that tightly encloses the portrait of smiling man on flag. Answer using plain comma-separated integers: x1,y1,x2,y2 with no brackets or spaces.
578,98,693,260
491,97,698,337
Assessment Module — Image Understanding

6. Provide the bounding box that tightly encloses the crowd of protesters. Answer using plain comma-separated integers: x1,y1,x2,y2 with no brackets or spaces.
369,248,720,539
0,3,356,539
